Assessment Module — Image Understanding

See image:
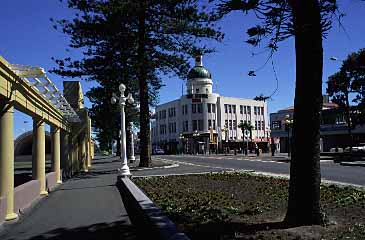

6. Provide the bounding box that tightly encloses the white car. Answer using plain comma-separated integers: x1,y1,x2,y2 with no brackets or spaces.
344,143,365,152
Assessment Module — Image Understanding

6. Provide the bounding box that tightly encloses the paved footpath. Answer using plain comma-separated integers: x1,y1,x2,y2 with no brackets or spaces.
0,156,137,240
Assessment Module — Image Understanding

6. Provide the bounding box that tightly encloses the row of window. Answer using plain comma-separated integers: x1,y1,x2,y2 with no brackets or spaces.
168,107,176,117
157,119,266,136
159,103,263,119
160,122,177,134
224,104,265,116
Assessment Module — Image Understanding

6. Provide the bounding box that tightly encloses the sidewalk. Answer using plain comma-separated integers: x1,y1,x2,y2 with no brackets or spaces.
0,156,137,240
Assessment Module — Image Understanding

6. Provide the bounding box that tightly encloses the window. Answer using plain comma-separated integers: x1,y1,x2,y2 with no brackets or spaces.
207,103,211,113
255,121,258,130
173,122,176,133
240,105,243,114
247,106,251,114
229,120,233,130
258,121,261,131
197,104,203,113
233,120,237,129
162,110,166,119
192,120,198,131
192,104,197,113
213,120,216,130
244,106,247,114
232,105,236,114
208,119,212,128
225,120,228,128
229,105,232,113
206,88,209,94
224,104,228,113
212,104,216,113
168,108,175,117
160,124,166,134
271,121,281,130
198,120,203,131
261,107,264,116
261,121,265,131
183,121,189,132
254,107,257,115
196,88,200,93
240,120,243,126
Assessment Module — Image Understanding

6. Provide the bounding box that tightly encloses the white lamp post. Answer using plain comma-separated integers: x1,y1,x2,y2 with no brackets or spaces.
128,122,136,163
111,83,134,177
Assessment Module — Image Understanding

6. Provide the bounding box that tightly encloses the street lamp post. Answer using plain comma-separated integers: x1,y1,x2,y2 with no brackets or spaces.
284,114,293,157
193,130,200,155
128,122,136,163
222,125,228,155
179,133,185,154
111,83,134,177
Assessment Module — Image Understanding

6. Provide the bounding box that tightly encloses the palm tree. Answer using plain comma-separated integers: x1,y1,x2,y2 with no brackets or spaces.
238,121,254,155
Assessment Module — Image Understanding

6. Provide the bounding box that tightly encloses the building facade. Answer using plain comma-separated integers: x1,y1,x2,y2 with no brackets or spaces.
151,56,269,154
269,100,365,152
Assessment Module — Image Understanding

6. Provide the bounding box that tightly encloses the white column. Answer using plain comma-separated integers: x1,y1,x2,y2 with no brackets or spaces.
32,118,48,196
51,126,62,184
0,104,18,220
119,103,131,176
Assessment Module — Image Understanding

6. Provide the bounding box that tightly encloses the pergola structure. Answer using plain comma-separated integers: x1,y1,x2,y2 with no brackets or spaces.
0,56,93,222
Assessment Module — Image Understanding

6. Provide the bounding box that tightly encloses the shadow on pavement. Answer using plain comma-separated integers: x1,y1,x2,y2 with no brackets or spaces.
25,220,139,240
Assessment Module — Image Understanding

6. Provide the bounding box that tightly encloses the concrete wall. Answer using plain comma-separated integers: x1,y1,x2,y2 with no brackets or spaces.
14,180,41,214
46,172,57,192
0,196,6,224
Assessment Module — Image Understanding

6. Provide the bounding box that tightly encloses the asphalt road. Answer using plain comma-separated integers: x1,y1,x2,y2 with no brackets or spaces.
136,154,365,187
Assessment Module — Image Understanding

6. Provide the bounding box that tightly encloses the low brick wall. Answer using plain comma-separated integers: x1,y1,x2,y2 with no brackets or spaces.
46,172,57,192
0,196,7,225
14,180,41,214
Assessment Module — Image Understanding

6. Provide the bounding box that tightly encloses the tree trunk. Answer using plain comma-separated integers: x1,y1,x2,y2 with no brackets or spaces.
116,135,121,157
137,2,152,167
345,96,354,150
285,0,323,226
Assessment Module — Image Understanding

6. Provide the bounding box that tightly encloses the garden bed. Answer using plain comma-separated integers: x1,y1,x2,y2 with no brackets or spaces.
134,172,365,240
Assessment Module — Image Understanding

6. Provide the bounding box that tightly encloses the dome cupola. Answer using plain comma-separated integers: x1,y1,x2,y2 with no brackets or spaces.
187,55,212,79
186,55,214,95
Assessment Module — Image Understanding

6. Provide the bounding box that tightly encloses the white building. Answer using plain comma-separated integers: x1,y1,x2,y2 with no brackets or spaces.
151,56,269,154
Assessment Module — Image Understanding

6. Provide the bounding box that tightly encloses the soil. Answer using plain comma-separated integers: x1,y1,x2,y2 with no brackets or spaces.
134,172,365,240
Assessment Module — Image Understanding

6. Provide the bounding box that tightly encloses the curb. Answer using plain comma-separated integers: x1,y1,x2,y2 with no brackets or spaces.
340,162,365,167
116,176,190,240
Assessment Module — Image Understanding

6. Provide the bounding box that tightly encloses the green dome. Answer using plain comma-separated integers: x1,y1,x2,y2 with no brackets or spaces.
188,66,211,79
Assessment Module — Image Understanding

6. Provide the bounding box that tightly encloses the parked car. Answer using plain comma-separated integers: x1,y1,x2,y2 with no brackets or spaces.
153,148,165,155
344,143,365,153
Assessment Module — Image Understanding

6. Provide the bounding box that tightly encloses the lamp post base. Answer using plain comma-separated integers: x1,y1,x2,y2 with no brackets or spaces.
118,164,131,177
128,156,136,163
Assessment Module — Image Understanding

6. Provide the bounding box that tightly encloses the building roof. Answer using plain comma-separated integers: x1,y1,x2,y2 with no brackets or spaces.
187,66,212,79
277,102,339,113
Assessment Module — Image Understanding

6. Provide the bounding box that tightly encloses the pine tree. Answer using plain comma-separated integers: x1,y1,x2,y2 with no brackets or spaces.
216,0,339,226
52,0,223,167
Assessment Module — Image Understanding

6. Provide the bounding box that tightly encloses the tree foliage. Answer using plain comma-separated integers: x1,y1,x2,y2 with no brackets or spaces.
327,49,365,139
52,0,223,165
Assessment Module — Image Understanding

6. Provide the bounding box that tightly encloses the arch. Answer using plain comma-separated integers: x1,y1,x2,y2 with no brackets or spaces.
14,131,51,156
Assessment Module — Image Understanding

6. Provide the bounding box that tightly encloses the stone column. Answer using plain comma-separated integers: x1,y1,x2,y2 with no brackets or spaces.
81,134,88,172
0,104,18,220
32,119,48,196
87,118,92,167
60,130,70,178
51,126,62,184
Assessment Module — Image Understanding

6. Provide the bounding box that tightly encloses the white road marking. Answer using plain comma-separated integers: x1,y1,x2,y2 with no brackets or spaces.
152,157,364,188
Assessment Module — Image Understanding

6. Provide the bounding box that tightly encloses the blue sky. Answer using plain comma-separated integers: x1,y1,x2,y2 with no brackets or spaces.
0,0,364,137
